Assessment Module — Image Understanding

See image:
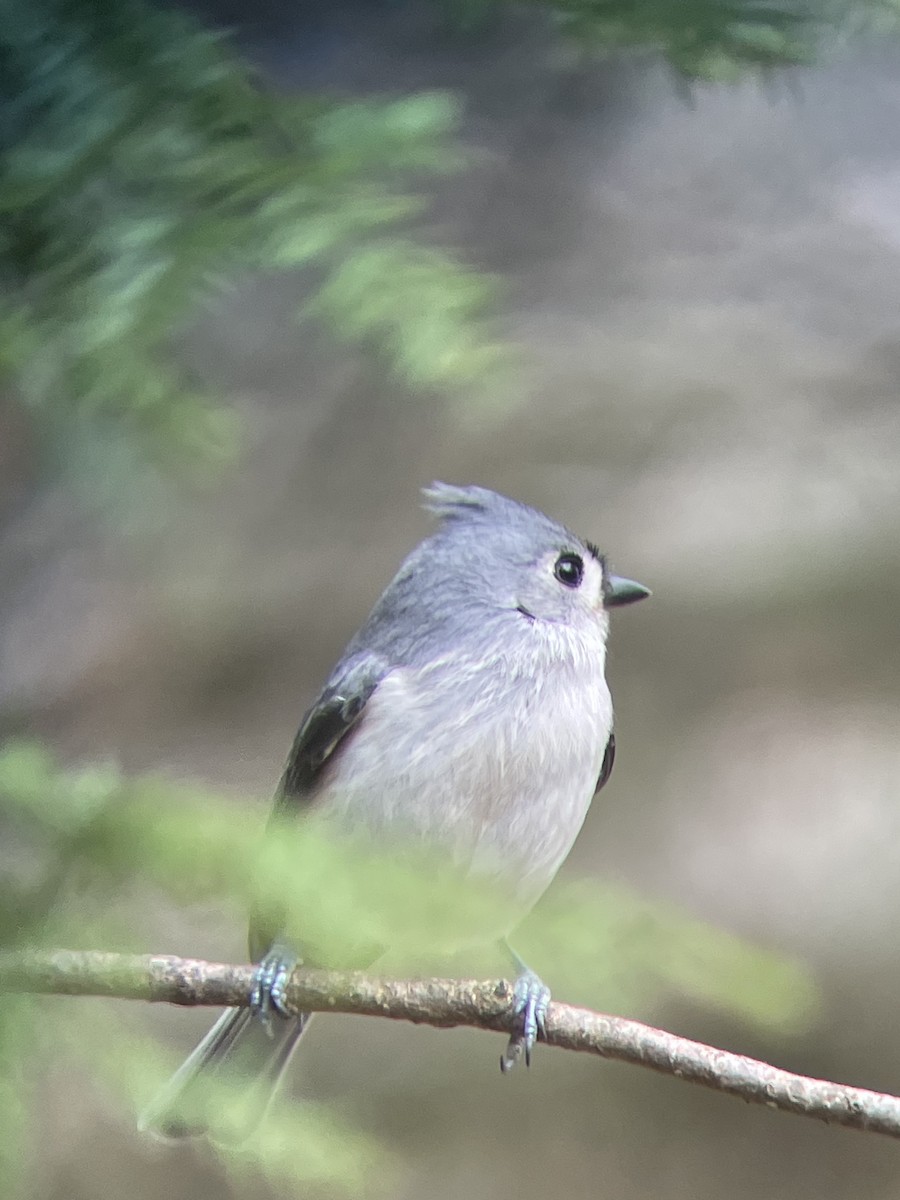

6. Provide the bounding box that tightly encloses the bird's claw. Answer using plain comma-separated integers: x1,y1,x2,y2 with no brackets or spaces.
250,947,298,1035
500,968,550,1073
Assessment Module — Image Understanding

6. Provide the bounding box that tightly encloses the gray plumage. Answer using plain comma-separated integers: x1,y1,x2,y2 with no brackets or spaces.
140,483,648,1141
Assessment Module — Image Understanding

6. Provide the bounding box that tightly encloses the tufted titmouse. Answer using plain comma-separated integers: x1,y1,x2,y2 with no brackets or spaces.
140,483,649,1140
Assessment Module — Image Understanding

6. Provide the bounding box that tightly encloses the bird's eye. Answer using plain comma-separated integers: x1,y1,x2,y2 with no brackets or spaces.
553,552,584,588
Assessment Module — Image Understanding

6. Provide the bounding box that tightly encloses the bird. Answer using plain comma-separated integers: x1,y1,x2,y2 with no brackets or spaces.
139,482,649,1142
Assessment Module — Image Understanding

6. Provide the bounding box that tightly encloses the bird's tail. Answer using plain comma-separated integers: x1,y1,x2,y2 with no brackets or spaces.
139,1007,311,1143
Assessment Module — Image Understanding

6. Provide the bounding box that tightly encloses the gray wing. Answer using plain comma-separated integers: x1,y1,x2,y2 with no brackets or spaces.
594,732,616,795
251,651,388,961
273,651,389,811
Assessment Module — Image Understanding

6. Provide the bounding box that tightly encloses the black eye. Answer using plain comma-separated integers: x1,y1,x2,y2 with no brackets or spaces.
553,552,584,588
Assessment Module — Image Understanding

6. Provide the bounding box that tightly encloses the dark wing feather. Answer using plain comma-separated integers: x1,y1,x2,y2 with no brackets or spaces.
274,651,389,809
594,732,616,795
251,651,388,960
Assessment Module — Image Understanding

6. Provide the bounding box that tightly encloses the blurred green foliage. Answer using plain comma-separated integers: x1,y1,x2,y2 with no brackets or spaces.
0,0,884,1192
0,740,819,1192
0,998,31,1200
92,1029,395,1192
3,0,899,478
444,0,900,79
0,0,497,474
543,0,825,78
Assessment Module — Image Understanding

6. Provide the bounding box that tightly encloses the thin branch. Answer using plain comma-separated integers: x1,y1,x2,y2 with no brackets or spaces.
2,948,898,1139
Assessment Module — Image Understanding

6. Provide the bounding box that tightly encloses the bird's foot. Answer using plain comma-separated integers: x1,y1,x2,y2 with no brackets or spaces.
250,945,298,1034
500,967,550,1073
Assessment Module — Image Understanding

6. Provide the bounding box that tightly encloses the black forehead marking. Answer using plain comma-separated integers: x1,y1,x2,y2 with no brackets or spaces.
583,542,609,579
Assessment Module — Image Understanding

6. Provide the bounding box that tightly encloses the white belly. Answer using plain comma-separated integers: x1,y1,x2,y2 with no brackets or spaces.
314,619,612,918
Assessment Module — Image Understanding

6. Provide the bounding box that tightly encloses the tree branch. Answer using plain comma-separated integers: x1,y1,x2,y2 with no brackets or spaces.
2,948,897,1139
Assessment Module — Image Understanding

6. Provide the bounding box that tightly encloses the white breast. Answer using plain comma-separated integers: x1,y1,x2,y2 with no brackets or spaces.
315,615,612,920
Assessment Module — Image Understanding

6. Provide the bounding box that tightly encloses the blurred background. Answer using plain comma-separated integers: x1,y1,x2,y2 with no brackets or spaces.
3,0,900,1197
